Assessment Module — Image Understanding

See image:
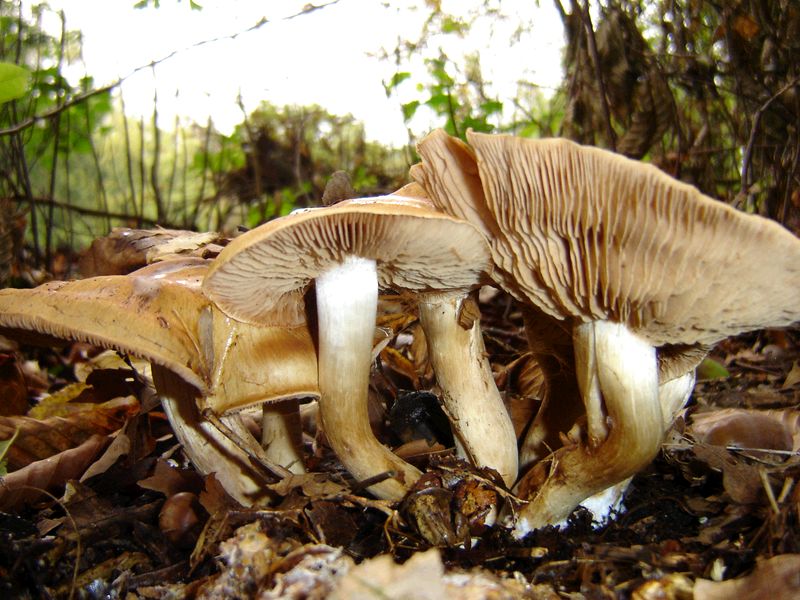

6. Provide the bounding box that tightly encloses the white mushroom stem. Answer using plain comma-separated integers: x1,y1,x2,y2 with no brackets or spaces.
418,292,518,487
513,320,663,535
261,399,306,474
152,365,269,506
658,371,696,429
315,255,421,500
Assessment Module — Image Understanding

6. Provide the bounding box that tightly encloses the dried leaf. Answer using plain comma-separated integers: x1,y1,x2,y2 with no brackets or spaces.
79,227,220,276
694,554,800,600
0,352,28,416
138,457,203,497
331,548,447,599
267,472,348,498
731,14,760,41
0,433,108,511
80,431,131,481
1,395,138,470
306,500,360,546
380,346,420,388
782,361,800,389
689,408,794,453
55,551,151,598
691,444,764,504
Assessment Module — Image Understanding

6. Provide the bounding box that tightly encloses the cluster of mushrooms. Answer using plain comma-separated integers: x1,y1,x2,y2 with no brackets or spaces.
2,130,799,537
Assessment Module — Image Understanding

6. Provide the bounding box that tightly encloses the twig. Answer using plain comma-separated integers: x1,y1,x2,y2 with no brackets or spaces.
16,195,179,228
759,468,780,515
779,131,800,224
577,0,616,151
203,409,292,481
0,1,345,138
737,77,799,209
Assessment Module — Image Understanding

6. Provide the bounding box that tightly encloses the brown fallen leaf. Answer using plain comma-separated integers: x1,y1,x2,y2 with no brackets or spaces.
267,472,349,498
330,547,534,599
138,458,204,497
79,227,221,276
691,444,765,504
689,408,795,454
0,395,139,470
380,345,420,389
0,352,29,416
783,361,800,389
0,433,109,511
694,554,800,600
80,430,131,481
331,548,447,599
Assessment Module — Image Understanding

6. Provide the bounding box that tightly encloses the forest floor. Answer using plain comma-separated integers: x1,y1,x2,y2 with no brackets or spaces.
1,242,798,599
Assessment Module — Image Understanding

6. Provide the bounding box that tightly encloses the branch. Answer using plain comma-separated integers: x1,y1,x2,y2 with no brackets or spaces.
738,77,799,207
577,0,616,151
0,0,345,138
17,196,178,229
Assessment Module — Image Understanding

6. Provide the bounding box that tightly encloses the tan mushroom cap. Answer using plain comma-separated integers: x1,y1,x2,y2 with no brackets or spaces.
0,258,208,390
0,257,319,413
203,195,493,323
413,130,800,346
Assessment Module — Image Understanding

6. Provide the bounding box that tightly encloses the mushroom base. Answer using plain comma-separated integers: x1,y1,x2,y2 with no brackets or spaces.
512,320,663,536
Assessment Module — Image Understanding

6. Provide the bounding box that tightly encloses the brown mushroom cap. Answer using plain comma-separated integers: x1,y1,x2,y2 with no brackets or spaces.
0,258,209,389
413,130,800,346
203,195,492,324
0,257,319,413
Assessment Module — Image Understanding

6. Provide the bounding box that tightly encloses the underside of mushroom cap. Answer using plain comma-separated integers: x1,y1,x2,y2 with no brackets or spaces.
0,258,210,390
0,258,320,413
414,130,800,347
203,194,493,325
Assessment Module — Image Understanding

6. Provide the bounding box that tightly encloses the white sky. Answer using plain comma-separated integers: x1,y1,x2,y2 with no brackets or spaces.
39,0,565,146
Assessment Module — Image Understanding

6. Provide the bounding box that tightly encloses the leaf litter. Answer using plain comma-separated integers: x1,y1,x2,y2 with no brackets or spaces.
0,230,798,598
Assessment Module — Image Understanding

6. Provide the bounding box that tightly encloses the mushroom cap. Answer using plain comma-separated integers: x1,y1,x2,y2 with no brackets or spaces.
413,130,800,347
203,194,493,325
0,258,319,412
0,258,209,389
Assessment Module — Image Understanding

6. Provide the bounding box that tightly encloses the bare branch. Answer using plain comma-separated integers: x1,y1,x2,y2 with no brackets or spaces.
0,1,346,138
577,0,616,151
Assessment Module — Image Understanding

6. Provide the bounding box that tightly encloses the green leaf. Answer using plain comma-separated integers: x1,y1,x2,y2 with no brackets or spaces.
425,93,453,114
461,115,494,133
0,428,19,477
388,71,411,90
696,357,730,381
479,100,503,116
401,100,420,121
0,62,31,104
441,16,467,35
430,66,454,87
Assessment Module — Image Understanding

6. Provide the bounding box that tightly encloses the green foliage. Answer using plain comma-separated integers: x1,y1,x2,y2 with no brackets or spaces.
0,428,19,477
381,1,557,142
697,357,731,381
0,62,30,104
134,0,202,10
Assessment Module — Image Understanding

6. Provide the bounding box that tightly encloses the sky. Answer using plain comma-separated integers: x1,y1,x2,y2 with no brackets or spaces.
39,0,565,146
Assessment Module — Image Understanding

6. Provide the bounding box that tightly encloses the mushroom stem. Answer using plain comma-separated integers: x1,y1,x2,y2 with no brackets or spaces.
418,292,518,486
513,320,662,534
315,255,421,500
152,365,269,506
261,399,306,474
658,371,696,429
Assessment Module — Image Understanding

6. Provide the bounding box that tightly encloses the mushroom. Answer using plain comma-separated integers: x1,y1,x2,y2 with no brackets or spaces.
203,194,518,500
0,257,319,504
412,129,800,531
